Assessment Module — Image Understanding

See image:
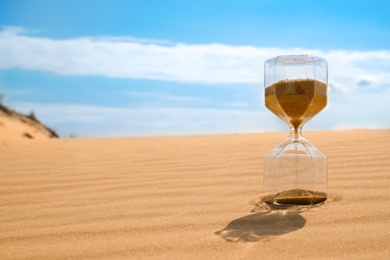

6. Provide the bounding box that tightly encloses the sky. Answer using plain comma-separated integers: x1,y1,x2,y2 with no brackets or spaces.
0,0,389,137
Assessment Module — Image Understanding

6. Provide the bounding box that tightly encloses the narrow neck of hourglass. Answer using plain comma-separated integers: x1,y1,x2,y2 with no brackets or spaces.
290,127,303,142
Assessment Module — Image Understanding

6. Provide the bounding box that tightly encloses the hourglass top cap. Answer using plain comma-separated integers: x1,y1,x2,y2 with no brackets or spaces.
265,55,327,66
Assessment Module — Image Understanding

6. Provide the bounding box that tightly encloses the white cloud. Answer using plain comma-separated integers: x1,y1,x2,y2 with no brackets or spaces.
125,91,208,103
220,102,249,108
1,26,390,92
8,86,390,137
1,27,389,137
9,101,276,137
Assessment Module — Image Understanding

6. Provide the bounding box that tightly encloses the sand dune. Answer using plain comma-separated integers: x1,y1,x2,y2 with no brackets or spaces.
0,104,58,141
1,129,390,259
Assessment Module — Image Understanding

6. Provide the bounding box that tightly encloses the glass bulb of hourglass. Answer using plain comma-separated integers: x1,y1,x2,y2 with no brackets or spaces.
265,79,327,137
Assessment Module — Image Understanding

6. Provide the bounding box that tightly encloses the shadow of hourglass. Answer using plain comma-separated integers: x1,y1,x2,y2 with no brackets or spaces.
215,211,306,243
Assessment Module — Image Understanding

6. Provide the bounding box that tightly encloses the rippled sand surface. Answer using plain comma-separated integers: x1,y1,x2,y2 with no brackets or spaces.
1,129,390,259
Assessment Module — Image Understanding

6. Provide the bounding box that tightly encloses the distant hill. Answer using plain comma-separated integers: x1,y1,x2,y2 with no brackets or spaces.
0,103,59,140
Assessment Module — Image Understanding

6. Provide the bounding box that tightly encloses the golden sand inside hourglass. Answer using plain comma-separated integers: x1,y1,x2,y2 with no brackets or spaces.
265,79,327,131
263,189,327,205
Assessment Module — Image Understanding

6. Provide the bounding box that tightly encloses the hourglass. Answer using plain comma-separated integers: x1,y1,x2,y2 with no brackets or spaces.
263,55,328,208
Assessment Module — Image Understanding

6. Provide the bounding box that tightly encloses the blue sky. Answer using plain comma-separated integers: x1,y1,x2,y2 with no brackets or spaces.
0,0,389,137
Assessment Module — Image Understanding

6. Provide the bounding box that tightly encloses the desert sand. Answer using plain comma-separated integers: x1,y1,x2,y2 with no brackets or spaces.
1,127,390,259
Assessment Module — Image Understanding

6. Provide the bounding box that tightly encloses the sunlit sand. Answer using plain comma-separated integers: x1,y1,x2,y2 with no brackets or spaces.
1,110,389,258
